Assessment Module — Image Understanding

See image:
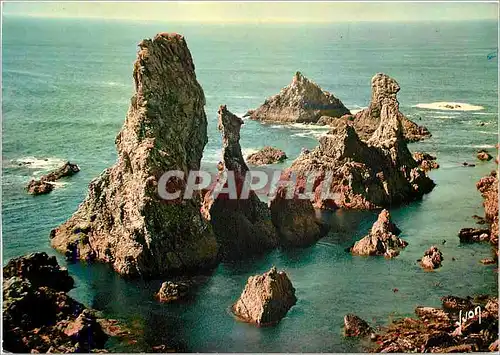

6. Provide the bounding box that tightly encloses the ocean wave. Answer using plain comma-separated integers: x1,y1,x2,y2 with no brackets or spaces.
8,157,66,171
443,144,496,149
289,123,332,131
471,112,497,116
474,131,498,135
291,131,326,139
414,102,484,111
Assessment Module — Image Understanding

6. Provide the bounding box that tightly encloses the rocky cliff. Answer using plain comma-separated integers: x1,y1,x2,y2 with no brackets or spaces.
201,105,278,259
245,72,350,123
50,33,218,277
476,170,499,256
321,73,431,142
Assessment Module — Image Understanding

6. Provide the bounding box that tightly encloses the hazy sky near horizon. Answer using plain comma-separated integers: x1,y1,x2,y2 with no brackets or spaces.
2,2,498,23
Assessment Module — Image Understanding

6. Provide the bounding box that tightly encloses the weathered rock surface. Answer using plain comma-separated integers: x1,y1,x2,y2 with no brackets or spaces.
232,267,297,326
477,149,493,161
2,253,109,353
247,146,287,165
269,170,324,247
344,314,373,337
245,72,350,123
458,228,491,243
420,246,443,269
412,152,439,171
26,161,80,195
321,74,431,142
285,109,435,209
476,170,499,248
350,209,407,258
370,295,498,353
201,106,278,259
50,33,218,277
156,281,190,303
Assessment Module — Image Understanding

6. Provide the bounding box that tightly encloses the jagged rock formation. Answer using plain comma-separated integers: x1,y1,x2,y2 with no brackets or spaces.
285,110,435,210
201,106,278,259
370,295,498,352
420,246,443,269
412,152,439,171
232,267,297,326
50,33,218,277
245,72,350,123
247,146,287,165
344,314,373,337
26,162,80,195
319,74,431,142
349,209,407,258
3,253,109,353
458,228,490,243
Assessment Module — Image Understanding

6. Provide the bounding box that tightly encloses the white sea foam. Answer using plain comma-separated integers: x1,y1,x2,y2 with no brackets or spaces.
414,102,484,111
291,131,326,139
11,157,66,171
242,148,260,157
350,107,367,115
474,131,498,135
472,112,497,116
289,123,332,130
444,144,496,149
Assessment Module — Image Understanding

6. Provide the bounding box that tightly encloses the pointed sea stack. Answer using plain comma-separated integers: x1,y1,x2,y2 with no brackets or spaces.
322,73,431,142
50,33,218,277
286,102,435,209
201,105,278,259
350,209,407,258
245,72,350,123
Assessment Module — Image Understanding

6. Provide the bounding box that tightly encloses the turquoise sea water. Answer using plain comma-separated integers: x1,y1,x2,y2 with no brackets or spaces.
2,17,498,352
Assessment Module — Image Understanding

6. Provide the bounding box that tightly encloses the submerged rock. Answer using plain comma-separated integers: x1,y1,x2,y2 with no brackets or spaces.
26,161,80,195
50,33,218,277
201,106,278,259
286,112,435,210
420,246,443,269
232,267,297,326
323,73,431,142
477,149,493,161
247,146,287,165
245,71,350,123
2,253,108,353
350,209,407,258
412,152,439,171
344,314,373,337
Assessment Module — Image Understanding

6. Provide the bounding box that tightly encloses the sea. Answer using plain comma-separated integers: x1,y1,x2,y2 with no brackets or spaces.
2,17,498,352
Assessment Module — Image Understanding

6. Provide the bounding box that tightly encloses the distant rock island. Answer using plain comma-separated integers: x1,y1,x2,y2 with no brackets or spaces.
245,71,350,123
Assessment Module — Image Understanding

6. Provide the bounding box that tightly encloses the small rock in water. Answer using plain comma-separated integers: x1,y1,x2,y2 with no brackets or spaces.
480,258,496,265
156,281,190,303
247,146,287,165
420,246,443,270
232,266,297,326
343,314,373,337
477,149,493,161
25,161,79,195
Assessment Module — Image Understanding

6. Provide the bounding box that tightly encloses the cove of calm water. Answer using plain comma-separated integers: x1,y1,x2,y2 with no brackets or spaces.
2,17,498,352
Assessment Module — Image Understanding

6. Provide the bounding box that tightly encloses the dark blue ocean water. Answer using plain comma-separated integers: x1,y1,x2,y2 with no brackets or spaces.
2,17,498,352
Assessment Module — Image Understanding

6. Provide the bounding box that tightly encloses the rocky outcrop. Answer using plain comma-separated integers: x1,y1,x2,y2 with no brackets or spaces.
285,110,435,210
370,295,498,353
26,161,80,195
458,228,490,243
269,170,324,247
477,150,493,161
344,314,373,337
232,267,297,326
50,33,218,277
2,253,109,353
201,106,278,259
349,209,407,258
420,246,443,269
245,72,350,123
476,171,498,247
247,146,287,165
350,73,431,142
156,281,190,303
412,152,439,171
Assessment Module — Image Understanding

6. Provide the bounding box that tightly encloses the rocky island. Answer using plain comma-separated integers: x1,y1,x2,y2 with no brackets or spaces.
245,71,350,123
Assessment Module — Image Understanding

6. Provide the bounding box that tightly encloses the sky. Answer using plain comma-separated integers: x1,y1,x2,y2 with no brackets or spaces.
2,1,498,23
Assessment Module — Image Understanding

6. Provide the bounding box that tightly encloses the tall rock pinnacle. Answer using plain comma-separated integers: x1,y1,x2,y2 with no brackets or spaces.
50,33,218,277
